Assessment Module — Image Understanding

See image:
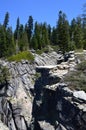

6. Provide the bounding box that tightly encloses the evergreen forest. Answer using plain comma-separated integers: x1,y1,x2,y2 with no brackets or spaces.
0,5,86,59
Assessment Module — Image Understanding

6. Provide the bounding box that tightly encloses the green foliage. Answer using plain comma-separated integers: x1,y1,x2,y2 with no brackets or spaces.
14,17,20,40
27,15,33,44
51,27,57,45
68,41,76,51
70,17,83,49
34,72,41,80
3,12,9,28
31,22,50,50
8,51,34,62
5,27,16,56
18,31,29,51
0,65,10,85
57,11,70,53
51,45,59,52
83,39,86,49
36,46,52,55
64,61,86,92
36,49,43,55
1,8,86,58
31,35,38,50
77,61,86,71
0,25,6,57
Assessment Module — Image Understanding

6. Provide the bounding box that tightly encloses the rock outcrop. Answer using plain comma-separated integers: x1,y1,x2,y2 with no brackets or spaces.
0,51,86,130
32,65,86,130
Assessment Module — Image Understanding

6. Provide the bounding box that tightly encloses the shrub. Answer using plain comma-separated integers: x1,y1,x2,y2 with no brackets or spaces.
76,61,86,71
64,61,86,92
8,51,34,62
0,65,10,86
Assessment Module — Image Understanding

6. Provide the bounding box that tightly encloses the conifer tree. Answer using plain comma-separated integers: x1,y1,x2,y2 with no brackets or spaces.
14,17,20,53
6,27,15,56
73,17,83,49
33,22,42,49
3,12,9,29
57,11,70,53
0,25,6,57
18,32,28,51
31,35,38,50
70,18,76,41
82,3,86,49
48,24,51,43
14,17,20,40
51,27,57,45
41,22,49,47
27,16,33,47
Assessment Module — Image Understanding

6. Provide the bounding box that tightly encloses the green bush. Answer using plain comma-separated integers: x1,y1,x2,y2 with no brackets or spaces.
36,49,43,55
68,41,76,51
8,51,34,62
64,61,86,92
0,65,10,85
77,61,86,71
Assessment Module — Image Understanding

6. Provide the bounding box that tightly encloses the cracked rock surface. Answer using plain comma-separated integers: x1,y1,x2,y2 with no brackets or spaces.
0,51,86,130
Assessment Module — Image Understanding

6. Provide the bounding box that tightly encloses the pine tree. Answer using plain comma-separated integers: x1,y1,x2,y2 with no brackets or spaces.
14,17,20,40
0,25,6,57
82,3,86,29
57,11,70,53
33,22,42,49
18,31,28,51
82,3,86,49
6,27,15,56
14,17,20,53
51,27,57,45
41,22,49,47
27,16,33,47
70,18,76,41
74,17,83,49
3,12,9,29
48,24,51,43
31,35,38,50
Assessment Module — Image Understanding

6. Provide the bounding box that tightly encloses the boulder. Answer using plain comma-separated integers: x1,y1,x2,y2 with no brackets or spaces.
73,91,86,101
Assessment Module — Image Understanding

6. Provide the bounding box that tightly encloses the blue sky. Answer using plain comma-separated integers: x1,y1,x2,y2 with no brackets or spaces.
0,0,86,30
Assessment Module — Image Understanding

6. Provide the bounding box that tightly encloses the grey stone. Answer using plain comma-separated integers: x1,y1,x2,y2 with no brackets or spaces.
82,113,86,122
38,121,55,130
0,120,9,130
0,51,86,130
73,91,86,101
56,124,67,130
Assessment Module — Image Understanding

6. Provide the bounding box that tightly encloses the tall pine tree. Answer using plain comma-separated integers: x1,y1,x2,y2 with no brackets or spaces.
3,12,9,29
27,16,33,47
57,11,70,53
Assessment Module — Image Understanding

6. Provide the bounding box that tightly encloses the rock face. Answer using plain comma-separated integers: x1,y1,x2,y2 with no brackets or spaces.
32,65,86,130
0,51,86,130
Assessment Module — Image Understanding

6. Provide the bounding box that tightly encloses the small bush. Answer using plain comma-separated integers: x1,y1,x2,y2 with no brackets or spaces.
34,72,41,79
0,65,10,85
36,49,43,55
51,45,59,52
8,51,34,62
76,61,86,71
64,61,86,92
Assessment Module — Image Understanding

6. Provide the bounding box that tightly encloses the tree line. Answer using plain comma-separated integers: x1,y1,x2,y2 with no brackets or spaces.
0,5,86,58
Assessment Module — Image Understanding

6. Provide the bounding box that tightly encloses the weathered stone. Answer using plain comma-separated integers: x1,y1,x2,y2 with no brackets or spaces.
0,51,86,130
0,120,9,130
38,121,55,130
82,113,86,122
73,91,86,101
56,124,67,130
